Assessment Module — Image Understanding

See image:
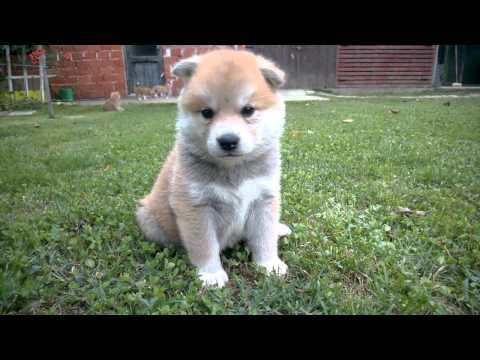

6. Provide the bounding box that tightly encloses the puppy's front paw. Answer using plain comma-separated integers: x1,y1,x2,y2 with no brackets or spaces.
256,258,288,277
278,223,292,238
198,269,229,288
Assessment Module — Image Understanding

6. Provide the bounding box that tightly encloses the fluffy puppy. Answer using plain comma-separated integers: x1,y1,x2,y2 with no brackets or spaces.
134,86,155,100
103,91,124,112
136,49,292,288
152,85,169,98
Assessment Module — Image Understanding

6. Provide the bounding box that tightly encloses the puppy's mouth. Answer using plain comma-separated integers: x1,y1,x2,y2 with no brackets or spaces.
220,153,243,158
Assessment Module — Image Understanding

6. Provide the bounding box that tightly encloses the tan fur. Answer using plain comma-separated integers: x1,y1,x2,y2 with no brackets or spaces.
134,86,155,98
182,50,278,113
152,85,169,98
138,149,180,243
103,91,124,112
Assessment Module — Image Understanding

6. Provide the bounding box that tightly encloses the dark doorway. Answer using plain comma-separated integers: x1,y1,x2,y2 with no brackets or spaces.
125,45,165,94
440,45,480,85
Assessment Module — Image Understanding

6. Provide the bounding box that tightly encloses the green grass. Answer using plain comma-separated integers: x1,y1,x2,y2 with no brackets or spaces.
1,98,479,314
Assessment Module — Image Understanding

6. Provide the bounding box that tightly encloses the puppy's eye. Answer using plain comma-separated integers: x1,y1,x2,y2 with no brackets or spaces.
240,105,255,117
200,108,215,119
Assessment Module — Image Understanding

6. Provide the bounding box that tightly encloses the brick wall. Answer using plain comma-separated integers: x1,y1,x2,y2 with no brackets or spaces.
46,45,245,99
161,45,246,96
48,45,127,99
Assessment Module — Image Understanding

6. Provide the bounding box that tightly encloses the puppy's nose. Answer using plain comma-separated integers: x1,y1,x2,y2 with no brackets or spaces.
217,133,240,151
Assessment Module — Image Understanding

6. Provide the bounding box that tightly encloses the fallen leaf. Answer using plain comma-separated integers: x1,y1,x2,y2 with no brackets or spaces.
396,207,427,217
397,207,413,215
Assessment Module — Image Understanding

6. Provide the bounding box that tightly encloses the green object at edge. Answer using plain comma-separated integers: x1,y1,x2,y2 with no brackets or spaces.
58,87,75,102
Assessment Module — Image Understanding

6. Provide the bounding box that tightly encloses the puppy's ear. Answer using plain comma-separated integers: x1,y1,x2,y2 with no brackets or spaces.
172,56,200,82
257,55,286,89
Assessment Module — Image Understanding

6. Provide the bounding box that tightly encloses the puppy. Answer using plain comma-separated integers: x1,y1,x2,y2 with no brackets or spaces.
152,85,169,98
136,49,292,288
103,91,124,112
134,86,155,101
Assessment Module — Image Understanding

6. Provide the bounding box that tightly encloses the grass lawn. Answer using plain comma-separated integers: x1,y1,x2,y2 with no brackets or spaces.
1,97,479,314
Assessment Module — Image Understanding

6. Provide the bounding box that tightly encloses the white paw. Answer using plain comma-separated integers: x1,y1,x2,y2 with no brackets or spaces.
278,223,292,238
198,269,229,288
256,258,288,276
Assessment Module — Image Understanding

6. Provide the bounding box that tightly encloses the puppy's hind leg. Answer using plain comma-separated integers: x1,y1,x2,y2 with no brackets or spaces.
136,204,169,246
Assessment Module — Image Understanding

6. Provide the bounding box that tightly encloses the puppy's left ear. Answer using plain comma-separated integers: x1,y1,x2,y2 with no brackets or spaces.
172,55,201,83
257,56,286,89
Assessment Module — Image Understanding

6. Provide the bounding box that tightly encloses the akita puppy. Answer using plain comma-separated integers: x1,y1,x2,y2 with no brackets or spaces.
136,49,292,288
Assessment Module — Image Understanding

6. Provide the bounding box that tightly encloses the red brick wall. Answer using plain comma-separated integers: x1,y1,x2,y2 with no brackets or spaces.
46,45,245,99
48,45,127,99
161,45,246,96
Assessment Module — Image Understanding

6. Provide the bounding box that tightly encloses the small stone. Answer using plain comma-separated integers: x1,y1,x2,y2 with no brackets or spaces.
397,207,413,215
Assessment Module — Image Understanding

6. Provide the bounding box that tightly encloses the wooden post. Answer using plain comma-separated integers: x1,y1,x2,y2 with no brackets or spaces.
38,45,54,118
5,45,14,96
432,45,439,87
455,45,458,84
459,45,465,84
22,46,29,97
38,46,45,102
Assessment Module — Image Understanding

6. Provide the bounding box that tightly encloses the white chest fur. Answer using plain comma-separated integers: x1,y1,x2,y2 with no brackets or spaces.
190,176,278,247
216,177,273,246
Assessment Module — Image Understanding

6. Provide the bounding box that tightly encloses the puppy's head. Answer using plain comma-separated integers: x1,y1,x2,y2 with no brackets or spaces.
173,49,286,165
110,91,121,100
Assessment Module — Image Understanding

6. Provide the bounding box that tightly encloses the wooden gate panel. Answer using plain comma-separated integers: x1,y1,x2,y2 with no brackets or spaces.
337,45,436,87
247,45,337,89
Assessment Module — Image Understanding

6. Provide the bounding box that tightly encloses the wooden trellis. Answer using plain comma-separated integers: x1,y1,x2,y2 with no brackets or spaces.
1,45,54,117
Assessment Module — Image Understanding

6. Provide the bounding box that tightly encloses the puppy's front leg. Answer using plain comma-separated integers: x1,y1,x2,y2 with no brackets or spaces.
246,198,288,276
176,210,228,288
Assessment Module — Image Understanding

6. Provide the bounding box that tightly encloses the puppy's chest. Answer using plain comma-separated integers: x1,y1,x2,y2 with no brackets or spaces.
191,177,276,240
